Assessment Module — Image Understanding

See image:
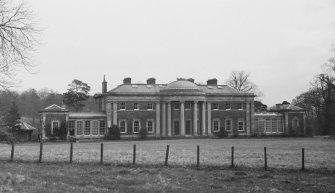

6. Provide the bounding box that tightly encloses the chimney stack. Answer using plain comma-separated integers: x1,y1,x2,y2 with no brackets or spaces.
102,75,107,93
123,77,131,84
207,78,217,85
187,78,195,83
147,78,156,84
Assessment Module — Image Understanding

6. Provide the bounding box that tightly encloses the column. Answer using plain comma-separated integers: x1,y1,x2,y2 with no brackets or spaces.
112,102,117,127
167,102,172,136
246,102,250,135
193,101,198,136
250,100,255,135
66,114,69,139
180,101,185,136
156,102,161,137
42,114,46,138
106,102,112,127
207,102,212,135
285,112,289,135
202,102,206,136
162,103,166,137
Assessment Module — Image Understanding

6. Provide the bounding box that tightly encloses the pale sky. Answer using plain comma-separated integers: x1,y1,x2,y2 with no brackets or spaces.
16,0,335,106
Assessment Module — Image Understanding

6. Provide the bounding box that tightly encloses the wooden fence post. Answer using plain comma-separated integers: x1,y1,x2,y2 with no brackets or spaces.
231,146,234,168
39,142,43,163
302,148,305,171
197,145,200,168
10,143,14,161
101,143,104,164
70,142,73,163
264,147,267,170
165,145,169,166
133,144,136,165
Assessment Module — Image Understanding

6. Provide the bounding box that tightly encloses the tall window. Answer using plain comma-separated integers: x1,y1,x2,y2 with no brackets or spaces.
120,102,126,110
185,120,192,135
265,119,271,132
225,119,232,131
84,121,90,135
134,103,139,110
99,120,106,135
238,120,244,131
77,121,83,135
51,120,59,135
213,119,220,132
133,120,140,133
147,103,153,110
147,120,154,133
271,119,278,132
92,120,99,135
259,120,265,132
68,121,75,130
119,120,126,133
225,103,231,110
212,103,219,110
292,118,299,129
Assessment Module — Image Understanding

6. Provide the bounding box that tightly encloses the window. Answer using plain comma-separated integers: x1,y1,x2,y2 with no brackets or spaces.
174,103,180,110
133,120,140,133
212,103,219,110
147,103,153,110
147,120,154,133
225,103,231,110
237,103,244,110
99,120,106,135
84,121,90,135
51,120,59,135
185,103,191,110
238,120,244,131
213,119,220,132
185,120,192,135
265,119,271,132
68,121,75,130
92,120,99,135
119,120,127,133
271,119,278,132
134,103,139,110
120,102,126,110
77,121,83,135
258,120,265,132
225,119,232,131
292,118,299,129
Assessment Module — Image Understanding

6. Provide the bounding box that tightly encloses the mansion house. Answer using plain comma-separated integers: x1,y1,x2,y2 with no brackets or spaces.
39,77,306,140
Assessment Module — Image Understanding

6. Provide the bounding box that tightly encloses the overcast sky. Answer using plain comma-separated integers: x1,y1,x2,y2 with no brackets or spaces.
17,0,335,106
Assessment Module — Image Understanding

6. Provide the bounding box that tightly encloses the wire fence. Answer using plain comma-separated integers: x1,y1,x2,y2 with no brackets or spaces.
1,139,334,170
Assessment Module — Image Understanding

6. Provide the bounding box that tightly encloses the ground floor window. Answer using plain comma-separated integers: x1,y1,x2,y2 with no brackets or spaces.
133,120,140,133
213,119,220,132
92,120,99,135
84,121,90,135
238,120,244,131
119,120,127,133
278,120,284,132
265,119,271,132
272,119,278,132
99,120,106,135
68,120,75,136
225,119,232,131
51,120,60,135
292,118,299,129
185,120,191,135
147,120,154,133
77,121,83,135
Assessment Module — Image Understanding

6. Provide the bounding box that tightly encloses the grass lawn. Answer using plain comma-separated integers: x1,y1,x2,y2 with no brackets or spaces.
0,138,335,170
1,162,335,193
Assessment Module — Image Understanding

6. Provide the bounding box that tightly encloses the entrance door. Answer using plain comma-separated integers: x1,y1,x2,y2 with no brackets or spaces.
174,120,180,135
185,120,191,135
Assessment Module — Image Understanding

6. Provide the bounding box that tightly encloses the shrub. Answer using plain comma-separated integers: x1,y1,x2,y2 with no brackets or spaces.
105,125,120,140
139,128,147,140
0,130,14,144
232,129,239,138
217,127,228,138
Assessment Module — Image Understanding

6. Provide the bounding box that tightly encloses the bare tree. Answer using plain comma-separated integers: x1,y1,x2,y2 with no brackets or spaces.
0,0,38,89
226,70,263,99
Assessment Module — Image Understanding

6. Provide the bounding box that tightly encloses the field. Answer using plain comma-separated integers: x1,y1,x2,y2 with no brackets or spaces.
0,138,335,170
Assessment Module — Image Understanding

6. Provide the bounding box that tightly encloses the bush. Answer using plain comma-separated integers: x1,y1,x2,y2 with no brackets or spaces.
105,125,120,140
0,130,14,144
139,128,147,140
217,127,228,138
232,129,239,138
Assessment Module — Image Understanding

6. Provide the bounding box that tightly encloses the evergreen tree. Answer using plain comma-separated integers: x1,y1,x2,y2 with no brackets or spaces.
4,101,21,135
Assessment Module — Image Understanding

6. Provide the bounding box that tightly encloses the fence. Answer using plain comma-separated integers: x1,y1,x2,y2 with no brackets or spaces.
1,141,331,171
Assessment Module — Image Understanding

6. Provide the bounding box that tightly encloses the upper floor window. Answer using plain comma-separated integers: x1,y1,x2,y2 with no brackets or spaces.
212,103,219,110
134,103,139,110
185,102,191,110
225,103,231,110
147,103,153,110
174,103,180,110
237,103,244,110
120,102,126,110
